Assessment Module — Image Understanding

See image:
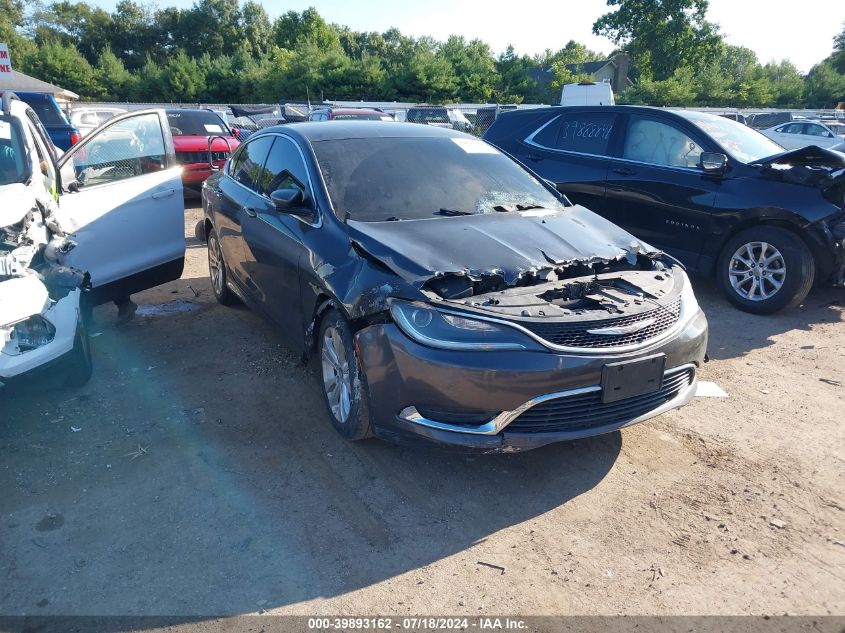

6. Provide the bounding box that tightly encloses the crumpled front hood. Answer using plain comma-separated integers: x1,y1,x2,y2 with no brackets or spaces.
346,205,655,287
0,276,49,327
0,184,36,228
755,145,845,170
173,135,239,152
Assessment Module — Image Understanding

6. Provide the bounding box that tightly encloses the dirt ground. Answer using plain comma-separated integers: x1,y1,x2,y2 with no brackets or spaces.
1,204,843,617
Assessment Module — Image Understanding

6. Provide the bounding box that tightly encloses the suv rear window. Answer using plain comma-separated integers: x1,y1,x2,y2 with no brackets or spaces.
167,111,230,136
407,108,449,124
22,98,67,126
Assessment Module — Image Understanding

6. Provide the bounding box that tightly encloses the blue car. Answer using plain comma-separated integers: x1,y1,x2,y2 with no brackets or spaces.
16,92,80,151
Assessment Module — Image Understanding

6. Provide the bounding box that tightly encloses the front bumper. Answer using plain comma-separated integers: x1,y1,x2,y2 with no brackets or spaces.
355,309,708,452
180,162,226,187
0,290,80,386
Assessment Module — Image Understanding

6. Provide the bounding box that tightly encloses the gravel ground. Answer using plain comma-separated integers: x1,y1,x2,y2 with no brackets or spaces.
1,205,843,617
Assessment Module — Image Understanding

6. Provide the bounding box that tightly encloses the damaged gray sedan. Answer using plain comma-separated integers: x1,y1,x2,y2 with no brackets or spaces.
201,122,708,452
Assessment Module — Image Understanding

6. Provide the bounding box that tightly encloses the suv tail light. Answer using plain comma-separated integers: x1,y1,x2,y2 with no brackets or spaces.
69,131,81,146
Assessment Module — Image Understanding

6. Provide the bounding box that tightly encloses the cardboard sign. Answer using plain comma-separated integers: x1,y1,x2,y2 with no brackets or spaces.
0,44,12,77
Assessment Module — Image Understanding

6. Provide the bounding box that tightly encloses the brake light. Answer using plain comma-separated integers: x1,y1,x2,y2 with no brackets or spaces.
69,131,81,146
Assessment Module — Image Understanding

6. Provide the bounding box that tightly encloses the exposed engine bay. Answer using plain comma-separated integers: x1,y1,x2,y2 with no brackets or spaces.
0,198,88,297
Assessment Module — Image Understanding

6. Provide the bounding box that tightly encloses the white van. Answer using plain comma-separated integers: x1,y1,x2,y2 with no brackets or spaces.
560,82,615,106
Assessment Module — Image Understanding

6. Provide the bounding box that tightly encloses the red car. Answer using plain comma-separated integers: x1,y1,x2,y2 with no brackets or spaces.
166,109,240,192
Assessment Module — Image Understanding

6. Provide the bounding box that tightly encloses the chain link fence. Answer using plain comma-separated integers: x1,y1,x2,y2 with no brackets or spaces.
71,101,844,139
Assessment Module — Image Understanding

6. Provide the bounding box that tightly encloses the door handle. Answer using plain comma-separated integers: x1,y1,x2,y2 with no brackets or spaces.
151,188,176,199
243,207,258,218
612,166,636,176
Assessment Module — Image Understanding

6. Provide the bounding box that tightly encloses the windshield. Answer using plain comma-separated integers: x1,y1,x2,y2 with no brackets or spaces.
166,110,231,136
312,135,565,222
0,117,27,186
674,110,784,163
827,123,845,135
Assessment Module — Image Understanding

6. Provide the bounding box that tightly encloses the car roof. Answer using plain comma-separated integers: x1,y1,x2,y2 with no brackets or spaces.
257,120,469,143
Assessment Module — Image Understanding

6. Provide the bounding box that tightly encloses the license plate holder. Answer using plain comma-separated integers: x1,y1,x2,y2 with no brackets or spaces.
601,354,666,404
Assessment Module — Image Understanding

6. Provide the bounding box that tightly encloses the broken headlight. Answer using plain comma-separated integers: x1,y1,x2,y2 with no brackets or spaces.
390,300,538,351
12,315,56,352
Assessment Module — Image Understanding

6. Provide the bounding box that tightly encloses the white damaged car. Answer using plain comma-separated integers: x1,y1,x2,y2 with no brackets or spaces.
0,93,185,388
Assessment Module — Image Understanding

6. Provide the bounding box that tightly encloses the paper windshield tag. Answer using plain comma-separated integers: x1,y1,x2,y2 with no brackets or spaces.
204,124,224,133
451,137,499,154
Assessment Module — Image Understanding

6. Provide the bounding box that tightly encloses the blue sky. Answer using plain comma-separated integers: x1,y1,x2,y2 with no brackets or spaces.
88,0,843,73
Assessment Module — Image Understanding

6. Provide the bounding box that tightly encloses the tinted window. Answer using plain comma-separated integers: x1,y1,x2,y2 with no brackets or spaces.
62,112,165,189
0,116,27,185
531,116,562,147
532,113,615,155
312,136,564,222
20,97,66,126
231,136,274,191
407,108,448,124
805,124,830,137
779,123,804,134
623,116,704,168
258,136,309,197
166,110,229,136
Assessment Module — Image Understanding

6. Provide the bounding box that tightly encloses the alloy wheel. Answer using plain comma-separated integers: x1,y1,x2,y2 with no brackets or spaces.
321,326,352,424
207,233,224,296
728,241,786,302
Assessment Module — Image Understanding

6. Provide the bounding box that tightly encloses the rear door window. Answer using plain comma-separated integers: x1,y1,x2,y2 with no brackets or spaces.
530,112,616,156
622,115,706,169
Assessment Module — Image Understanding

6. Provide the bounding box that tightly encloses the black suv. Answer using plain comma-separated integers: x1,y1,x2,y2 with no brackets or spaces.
484,105,845,313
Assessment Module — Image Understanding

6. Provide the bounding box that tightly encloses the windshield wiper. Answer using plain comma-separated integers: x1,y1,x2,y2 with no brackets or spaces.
437,208,476,216
492,203,545,213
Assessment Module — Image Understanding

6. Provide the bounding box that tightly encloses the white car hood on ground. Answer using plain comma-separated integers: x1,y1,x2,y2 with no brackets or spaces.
0,183,37,227
0,276,49,327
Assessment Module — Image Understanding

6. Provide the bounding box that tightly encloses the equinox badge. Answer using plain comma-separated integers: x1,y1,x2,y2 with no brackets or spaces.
586,318,656,336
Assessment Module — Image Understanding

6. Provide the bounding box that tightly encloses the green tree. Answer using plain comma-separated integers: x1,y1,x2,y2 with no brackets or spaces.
240,1,273,57
273,7,340,51
93,47,135,100
31,2,114,64
805,61,845,108
440,36,497,102
1,0,37,62
20,39,98,97
593,0,721,81
494,45,540,103
110,0,159,69
159,51,206,102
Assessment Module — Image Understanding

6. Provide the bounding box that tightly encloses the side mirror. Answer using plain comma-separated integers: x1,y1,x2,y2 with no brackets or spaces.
232,128,240,138
271,188,311,216
700,152,728,175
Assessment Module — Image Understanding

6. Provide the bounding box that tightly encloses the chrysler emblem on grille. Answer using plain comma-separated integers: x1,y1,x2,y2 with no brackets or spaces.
586,318,656,336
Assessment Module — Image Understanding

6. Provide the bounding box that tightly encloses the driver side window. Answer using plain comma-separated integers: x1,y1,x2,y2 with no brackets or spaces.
61,113,166,190
623,116,705,169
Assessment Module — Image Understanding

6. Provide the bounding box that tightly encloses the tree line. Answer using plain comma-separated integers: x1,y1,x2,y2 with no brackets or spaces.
1,0,844,107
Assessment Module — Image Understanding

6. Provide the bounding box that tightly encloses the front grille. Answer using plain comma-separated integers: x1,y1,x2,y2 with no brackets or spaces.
506,366,694,434
176,150,229,164
519,296,681,349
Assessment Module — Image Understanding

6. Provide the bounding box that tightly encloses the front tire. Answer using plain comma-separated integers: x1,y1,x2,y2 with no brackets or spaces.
717,226,814,314
206,228,238,306
317,310,372,440
64,319,93,388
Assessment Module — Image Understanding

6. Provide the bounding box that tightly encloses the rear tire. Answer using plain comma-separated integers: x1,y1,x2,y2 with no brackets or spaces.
206,228,238,306
716,226,814,314
317,310,373,441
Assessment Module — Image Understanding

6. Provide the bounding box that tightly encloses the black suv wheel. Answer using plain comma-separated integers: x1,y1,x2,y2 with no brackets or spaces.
717,226,814,314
